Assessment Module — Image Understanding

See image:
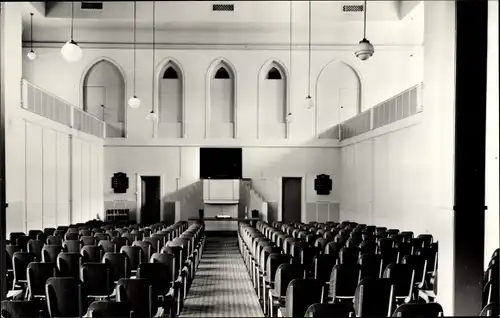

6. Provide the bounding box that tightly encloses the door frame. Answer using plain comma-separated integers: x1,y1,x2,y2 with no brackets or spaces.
279,175,306,223
135,173,164,225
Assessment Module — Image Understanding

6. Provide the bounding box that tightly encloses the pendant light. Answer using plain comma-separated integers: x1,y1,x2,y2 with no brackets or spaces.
146,1,158,122
355,0,374,61
304,0,314,109
61,1,82,62
128,1,141,108
27,13,36,60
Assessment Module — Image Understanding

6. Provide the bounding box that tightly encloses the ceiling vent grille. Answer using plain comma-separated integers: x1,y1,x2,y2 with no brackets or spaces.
80,2,103,11
213,4,234,11
342,4,364,12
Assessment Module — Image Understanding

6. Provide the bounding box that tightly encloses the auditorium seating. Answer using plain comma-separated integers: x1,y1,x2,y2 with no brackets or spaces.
1,219,205,318
238,220,446,317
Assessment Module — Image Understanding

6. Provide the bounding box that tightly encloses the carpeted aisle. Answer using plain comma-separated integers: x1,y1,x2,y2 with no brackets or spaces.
179,235,265,317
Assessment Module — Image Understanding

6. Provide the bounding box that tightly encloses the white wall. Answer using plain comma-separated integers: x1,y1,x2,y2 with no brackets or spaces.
22,47,423,142
485,0,499,266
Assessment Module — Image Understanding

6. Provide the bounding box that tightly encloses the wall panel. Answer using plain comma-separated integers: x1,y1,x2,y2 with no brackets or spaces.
25,122,43,230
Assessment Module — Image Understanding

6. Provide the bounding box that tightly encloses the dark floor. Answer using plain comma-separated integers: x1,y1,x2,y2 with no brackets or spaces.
179,235,264,317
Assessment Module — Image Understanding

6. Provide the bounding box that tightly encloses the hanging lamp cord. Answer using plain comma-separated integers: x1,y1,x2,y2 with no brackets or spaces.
308,0,312,97
70,1,74,41
152,1,155,113
363,0,367,39
289,1,292,79
133,1,137,96
30,13,33,50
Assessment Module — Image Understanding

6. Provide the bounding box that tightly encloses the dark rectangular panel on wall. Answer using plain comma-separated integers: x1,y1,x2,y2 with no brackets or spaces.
453,0,488,315
199,148,242,179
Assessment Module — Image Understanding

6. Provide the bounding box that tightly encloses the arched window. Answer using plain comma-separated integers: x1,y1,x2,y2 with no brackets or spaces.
158,62,183,138
209,61,235,138
83,59,125,138
258,61,287,139
316,61,360,139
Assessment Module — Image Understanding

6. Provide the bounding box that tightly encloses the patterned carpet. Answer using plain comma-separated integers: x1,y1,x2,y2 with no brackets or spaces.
179,235,265,317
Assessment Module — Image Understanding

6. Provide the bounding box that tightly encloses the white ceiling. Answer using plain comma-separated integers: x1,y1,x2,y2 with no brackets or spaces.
23,1,423,32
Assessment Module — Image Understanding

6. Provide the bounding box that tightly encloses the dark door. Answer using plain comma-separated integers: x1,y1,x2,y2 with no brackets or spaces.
140,176,160,226
282,177,302,224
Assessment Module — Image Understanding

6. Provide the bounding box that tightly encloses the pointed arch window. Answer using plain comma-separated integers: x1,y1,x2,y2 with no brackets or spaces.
266,67,283,80
209,61,235,138
158,62,183,138
214,67,231,79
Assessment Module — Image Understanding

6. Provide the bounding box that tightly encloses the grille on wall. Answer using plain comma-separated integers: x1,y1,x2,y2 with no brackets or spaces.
213,4,234,11
80,2,103,11
342,4,364,12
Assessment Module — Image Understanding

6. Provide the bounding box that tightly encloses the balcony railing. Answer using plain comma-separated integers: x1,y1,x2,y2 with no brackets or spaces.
338,82,423,141
20,79,105,139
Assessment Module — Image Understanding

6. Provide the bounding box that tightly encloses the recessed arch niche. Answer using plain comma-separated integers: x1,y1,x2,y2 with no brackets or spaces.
82,59,126,138
207,59,236,139
157,60,184,138
315,60,361,139
258,60,288,139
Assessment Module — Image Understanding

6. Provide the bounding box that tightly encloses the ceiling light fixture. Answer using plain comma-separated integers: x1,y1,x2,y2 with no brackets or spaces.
27,13,36,60
355,0,374,61
146,1,158,122
304,0,314,109
128,1,141,108
61,1,82,62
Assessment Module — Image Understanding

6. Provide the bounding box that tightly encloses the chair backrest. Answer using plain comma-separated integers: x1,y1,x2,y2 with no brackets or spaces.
132,241,153,261
47,235,63,246
392,302,444,317
57,252,82,278
354,278,394,317
27,239,44,261
42,245,63,263
314,254,337,284
64,233,79,241
80,263,113,297
27,262,57,297
137,263,172,295
120,246,143,271
87,300,131,318
45,277,87,318
80,236,96,246
383,263,415,298
63,240,81,253
265,253,292,283
116,278,155,317
359,254,383,280
274,263,303,297
16,236,30,252
285,278,323,317
304,303,351,318
1,300,43,318
150,252,177,281
81,245,103,263
102,252,130,282
12,252,36,282
98,240,115,254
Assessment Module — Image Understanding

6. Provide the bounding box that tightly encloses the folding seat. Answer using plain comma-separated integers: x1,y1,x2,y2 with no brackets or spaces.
313,254,337,299
64,232,79,241
46,235,63,246
258,246,281,299
28,230,43,240
359,253,383,280
417,234,433,248
67,227,79,233
365,225,376,234
122,233,137,245
264,253,294,315
376,227,387,237
395,242,413,263
325,241,342,257
43,228,56,236
304,303,352,317
305,233,317,245
253,240,273,288
112,237,129,252
358,240,376,255
102,252,130,283
105,230,119,238
78,236,95,247
387,229,400,236
46,277,88,318
86,300,132,318
12,252,36,292
120,246,143,275
15,236,30,252
483,263,498,286
334,234,348,246
116,278,158,318
137,263,176,317
42,245,63,263
27,239,44,261
98,240,115,254
57,252,82,278
53,230,66,238
81,245,103,263
400,231,414,242
81,263,113,300
381,247,400,271
324,230,337,241
27,262,57,300
297,230,307,240
143,236,161,254
9,232,26,244
480,302,499,316
314,238,328,253
383,263,415,304
116,228,129,235
132,240,153,262
92,228,104,234
377,237,394,253
392,302,444,317
0,300,44,318
339,247,359,265
482,280,499,309
281,278,323,317
269,263,303,317
79,229,91,237
130,230,144,241
354,278,395,317
142,228,153,237
62,240,81,253
94,233,110,244
329,264,360,304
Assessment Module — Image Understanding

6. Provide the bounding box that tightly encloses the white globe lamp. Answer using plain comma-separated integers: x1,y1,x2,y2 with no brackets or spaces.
61,40,82,62
305,95,314,109
128,95,141,108
27,50,36,60
355,38,374,61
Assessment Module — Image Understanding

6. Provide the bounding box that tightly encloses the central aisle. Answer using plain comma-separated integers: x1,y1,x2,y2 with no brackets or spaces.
179,235,265,317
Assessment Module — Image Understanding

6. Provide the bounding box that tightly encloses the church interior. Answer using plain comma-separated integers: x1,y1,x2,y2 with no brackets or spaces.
0,1,498,317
